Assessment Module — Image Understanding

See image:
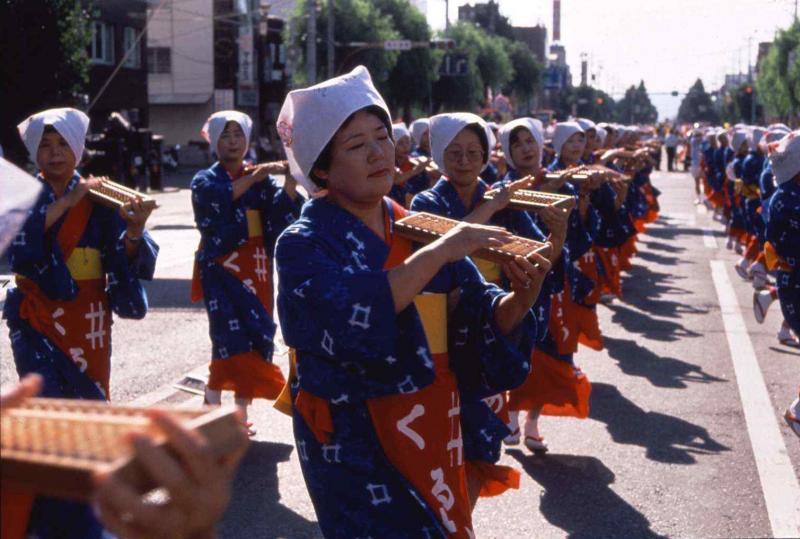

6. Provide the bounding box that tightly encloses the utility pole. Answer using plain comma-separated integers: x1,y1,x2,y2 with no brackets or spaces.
748,35,755,124
306,0,317,84
327,0,334,77
444,0,450,32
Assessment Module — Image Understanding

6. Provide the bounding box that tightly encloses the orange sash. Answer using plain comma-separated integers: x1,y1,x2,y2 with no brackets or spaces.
16,197,112,397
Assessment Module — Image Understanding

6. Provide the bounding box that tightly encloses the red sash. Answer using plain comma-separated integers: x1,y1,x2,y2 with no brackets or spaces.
17,197,112,398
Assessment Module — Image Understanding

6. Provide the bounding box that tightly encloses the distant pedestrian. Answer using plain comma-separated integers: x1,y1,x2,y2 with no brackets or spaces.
665,129,679,171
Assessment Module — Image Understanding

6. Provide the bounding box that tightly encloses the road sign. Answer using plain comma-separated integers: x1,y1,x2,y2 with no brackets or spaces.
384,40,412,51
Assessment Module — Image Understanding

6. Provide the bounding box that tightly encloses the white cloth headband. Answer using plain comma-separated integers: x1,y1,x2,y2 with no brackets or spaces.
17,107,90,164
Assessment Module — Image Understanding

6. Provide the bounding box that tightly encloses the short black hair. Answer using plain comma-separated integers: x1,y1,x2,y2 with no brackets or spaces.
509,125,530,147
43,125,58,135
309,105,391,189
463,123,489,157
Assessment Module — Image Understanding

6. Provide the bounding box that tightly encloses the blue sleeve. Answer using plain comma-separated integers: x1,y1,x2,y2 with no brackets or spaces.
7,192,77,300
276,227,438,401
191,170,248,260
409,190,445,214
766,191,800,263
258,177,306,256
101,208,159,319
448,258,535,398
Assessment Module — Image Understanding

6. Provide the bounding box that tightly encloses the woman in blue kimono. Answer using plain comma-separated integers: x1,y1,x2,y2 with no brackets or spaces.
191,110,304,434
409,112,554,494
274,66,549,538
389,122,429,206
734,128,768,281
764,131,800,348
726,130,750,253
493,117,590,454
4,107,158,538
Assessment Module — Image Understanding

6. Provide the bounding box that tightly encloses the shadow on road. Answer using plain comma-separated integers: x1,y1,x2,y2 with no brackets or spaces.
589,383,729,465
603,336,726,389
507,450,666,539
639,240,686,254
768,345,800,357
143,278,204,310
606,302,701,341
219,441,321,539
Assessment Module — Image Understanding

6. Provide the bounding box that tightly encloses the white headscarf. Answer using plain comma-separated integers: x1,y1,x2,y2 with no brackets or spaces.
765,126,791,144
749,127,766,151
276,65,391,196
498,117,544,170
730,130,749,153
769,130,800,185
576,118,596,133
17,107,90,163
596,126,608,146
429,112,495,173
201,110,253,152
392,122,410,143
410,118,430,148
552,121,585,155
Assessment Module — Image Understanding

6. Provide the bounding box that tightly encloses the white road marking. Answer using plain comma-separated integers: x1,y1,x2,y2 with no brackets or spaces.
702,228,718,249
696,203,708,215
710,261,800,538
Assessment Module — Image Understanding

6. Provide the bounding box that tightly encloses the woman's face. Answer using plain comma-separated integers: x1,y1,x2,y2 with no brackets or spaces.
509,128,540,173
37,130,77,180
395,135,411,161
420,130,431,151
217,121,247,163
443,127,485,188
317,110,394,206
560,132,586,164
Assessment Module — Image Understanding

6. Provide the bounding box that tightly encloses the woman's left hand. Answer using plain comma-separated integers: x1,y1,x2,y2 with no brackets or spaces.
503,250,552,307
120,197,154,239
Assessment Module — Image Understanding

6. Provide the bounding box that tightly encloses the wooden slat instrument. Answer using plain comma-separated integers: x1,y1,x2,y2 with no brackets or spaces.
242,160,290,176
408,156,440,174
394,212,552,265
1,399,242,501
483,188,575,212
88,179,158,211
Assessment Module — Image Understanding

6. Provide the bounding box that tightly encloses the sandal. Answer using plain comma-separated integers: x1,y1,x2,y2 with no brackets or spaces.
246,421,257,437
785,409,800,439
524,435,549,454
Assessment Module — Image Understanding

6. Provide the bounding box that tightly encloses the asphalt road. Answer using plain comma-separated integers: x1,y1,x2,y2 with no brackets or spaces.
1,168,798,538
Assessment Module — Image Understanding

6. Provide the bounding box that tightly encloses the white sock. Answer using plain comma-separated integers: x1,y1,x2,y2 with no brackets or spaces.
508,411,520,433
524,409,542,439
235,397,251,424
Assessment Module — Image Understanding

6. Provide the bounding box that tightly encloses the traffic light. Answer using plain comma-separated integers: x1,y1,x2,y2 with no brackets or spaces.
744,86,753,94
430,39,455,50
670,91,679,97
596,97,604,105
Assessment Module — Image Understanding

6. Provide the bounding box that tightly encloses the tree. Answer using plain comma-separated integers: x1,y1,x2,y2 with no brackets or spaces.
469,0,515,41
755,20,800,122
506,42,542,109
719,83,763,125
372,0,441,121
615,81,658,124
677,79,720,124
0,0,93,165
432,22,513,112
288,0,399,92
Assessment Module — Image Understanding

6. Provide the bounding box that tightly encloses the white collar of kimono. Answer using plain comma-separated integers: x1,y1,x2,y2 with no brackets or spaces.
552,121,584,155
392,122,410,143
201,110,253,152
17,107,90,164
277,65,391,197
769,130,800,185
499,117,544,170
429,112,495,173
410,118,430,147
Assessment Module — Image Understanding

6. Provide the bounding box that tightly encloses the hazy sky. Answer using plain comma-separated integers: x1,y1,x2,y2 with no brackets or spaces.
423,0,797,119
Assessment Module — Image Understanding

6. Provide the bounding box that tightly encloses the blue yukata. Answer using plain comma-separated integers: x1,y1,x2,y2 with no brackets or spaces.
3,173,158,539
191,162,304,399
275,196,533,537
410,177,541,472
741,151,766,237
729,154,749,239
765,181,800,335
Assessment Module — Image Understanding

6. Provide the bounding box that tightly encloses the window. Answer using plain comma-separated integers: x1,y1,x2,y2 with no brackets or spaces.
90,21,114,65
147,47,171,74
123,27,141,69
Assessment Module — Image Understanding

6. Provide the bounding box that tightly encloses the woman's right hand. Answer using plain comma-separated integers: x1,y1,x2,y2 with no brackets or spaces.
433,222,513,263
69,176,105,207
